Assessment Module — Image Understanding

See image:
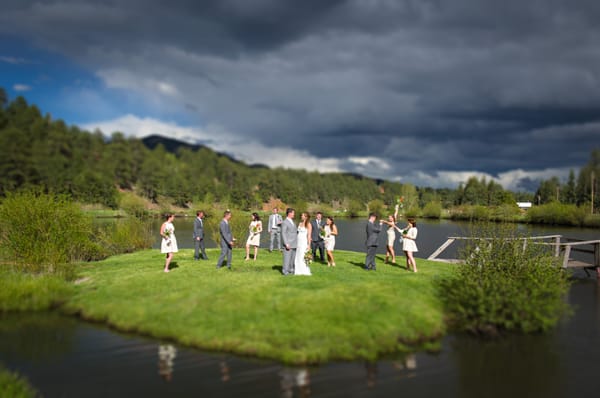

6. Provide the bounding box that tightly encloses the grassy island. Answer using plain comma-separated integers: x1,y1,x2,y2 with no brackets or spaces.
61,249,451,364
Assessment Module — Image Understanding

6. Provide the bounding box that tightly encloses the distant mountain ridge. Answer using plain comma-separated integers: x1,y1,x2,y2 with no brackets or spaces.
140,134,268,169
141,134,207,153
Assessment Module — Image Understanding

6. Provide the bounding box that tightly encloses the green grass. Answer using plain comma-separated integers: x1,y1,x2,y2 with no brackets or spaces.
63,249,452,364
0,269,74,312
0,364,39,398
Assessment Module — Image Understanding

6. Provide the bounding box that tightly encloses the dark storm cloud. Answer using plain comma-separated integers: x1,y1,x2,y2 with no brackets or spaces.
2,0,600,189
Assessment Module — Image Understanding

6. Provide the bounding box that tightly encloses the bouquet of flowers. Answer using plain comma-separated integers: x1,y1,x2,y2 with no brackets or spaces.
395,196,405,210
319,228,326,238
252,225,259,234
163,229,172,246
304,251,313,266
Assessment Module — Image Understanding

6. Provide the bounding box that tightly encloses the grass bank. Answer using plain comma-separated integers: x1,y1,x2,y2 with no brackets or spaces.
0,364,39,398
63,249,451,364
0,269,74,312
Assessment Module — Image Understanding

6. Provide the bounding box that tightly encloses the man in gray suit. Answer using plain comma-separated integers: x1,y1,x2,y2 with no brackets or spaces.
216,210,234,269
281,208,297,275
365,212,382,271
268,207,283,252
193,210,208,260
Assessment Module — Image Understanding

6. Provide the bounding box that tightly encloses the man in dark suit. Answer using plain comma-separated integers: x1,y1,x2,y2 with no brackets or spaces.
310,211,325,261
365,213,382,270
193,210,208,260
216,210,234,269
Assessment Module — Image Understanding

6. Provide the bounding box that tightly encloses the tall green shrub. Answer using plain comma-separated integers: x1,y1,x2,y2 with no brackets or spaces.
367,199,385,217
526,203,586,226
0,364,39,398
95,217,155,256
437,223,571,335
422,201,442,219
0,192,91,274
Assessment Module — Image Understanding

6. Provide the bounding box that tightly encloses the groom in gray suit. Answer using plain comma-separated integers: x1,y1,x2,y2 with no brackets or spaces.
216,210,234,269
365,212,382,271
281,208,297,275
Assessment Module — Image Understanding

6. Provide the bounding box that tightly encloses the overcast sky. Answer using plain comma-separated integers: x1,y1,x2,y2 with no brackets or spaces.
1,0,599,191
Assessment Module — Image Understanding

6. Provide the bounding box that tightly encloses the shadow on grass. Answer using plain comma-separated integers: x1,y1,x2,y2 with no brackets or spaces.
349,261,368,269
386,261,408,270
271,265,283,274
348,255,408,271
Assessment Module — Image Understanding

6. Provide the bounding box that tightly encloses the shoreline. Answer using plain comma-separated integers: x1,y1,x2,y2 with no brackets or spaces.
59,248,451,365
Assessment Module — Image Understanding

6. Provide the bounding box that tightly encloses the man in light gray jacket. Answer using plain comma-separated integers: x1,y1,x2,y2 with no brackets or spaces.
216,210,234,269
268,207,283,252
281,208,297,275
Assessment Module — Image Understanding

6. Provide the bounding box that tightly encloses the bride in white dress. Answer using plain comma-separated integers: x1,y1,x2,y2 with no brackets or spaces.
294,212,312,276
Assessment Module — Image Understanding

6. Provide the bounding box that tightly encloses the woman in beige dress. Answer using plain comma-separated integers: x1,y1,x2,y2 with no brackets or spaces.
245,212,263,261
324,216,338,267
380,203,402,264
402,218,418,272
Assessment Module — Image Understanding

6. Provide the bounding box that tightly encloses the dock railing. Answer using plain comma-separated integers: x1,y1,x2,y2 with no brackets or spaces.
428,235,600,275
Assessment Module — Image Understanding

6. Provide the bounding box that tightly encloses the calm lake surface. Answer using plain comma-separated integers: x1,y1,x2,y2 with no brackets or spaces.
1,219,599,397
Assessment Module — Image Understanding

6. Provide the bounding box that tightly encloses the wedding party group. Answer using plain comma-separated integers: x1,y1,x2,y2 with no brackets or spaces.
267,207,339,276
158,204,418,275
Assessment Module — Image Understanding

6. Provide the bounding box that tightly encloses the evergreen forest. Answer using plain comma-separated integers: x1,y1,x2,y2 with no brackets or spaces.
1,88,599,217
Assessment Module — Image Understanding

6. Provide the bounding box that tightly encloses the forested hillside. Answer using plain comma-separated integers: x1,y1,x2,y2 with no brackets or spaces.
0,88,598,213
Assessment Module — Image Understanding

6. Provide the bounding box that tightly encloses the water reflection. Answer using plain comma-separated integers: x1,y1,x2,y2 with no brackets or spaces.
280,367,310,398
220,359,230,382
0,312,77,361
393,353,417,379
157,344,177,382
364,361,377,388
451,334,564,398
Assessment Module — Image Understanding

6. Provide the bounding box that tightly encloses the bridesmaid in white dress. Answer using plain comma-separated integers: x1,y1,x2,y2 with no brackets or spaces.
245,212,263,261
294,212,312,275
402,218,418,272
324,216,338,267
160,214,178,273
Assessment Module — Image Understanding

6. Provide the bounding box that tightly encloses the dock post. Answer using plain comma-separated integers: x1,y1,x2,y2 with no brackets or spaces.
554,236,561,258
595,242,600,279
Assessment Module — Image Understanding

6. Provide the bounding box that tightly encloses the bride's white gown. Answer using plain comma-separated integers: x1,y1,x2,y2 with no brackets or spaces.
294,225,312,275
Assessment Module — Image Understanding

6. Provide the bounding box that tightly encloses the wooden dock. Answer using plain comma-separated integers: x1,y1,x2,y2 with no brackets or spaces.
428,235,600,277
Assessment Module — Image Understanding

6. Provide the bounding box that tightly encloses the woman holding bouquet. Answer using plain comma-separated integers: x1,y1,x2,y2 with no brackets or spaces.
402,218,418,272
324,216,338,267
245,212,263,261
160,213,178,272
380,203,402,264
293,212,312,275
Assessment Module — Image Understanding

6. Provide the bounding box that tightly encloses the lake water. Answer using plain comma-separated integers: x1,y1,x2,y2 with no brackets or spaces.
1,219,599,397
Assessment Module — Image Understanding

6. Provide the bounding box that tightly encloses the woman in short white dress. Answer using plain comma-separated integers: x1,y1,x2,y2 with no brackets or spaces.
324,216,338,267
245,212,263,261
402,218,418,272
160,214,178,273
381,207,402,264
